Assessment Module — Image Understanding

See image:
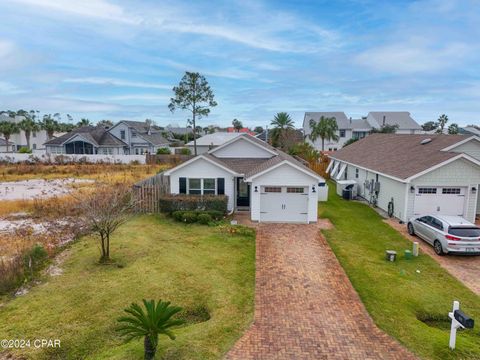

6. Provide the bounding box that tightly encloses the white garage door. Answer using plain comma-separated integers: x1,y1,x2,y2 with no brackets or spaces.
414,186,466,216
260,186,308,223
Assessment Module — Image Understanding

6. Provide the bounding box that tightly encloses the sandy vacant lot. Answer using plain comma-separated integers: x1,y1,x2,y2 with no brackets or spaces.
0,178,92,201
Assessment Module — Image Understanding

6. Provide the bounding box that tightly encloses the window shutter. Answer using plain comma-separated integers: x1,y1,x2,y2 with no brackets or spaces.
217,178,225,195
179,177,187,194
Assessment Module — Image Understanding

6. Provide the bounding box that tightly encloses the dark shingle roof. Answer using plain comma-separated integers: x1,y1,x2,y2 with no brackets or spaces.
139,132,170,146
368,112,421,130
330,134,471,179
44,126,127,147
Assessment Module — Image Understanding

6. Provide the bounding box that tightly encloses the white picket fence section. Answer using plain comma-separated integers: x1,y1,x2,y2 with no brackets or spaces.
0,152,146,164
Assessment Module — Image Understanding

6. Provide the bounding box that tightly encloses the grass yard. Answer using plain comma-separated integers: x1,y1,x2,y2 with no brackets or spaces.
0,215,255,359
319,183,480,359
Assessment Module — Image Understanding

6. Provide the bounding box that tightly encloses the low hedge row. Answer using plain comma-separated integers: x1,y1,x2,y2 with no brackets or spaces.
172,210,225,224
159,194,228,214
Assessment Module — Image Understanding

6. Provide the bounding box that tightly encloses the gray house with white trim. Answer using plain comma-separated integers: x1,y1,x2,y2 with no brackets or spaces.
328,134,480,223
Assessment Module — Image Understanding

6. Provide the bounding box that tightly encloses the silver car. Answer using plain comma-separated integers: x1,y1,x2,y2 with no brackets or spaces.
407,215,480,256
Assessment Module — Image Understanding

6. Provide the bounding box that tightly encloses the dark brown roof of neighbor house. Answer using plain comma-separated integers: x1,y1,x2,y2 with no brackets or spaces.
44,125,127,147
330,134,472,179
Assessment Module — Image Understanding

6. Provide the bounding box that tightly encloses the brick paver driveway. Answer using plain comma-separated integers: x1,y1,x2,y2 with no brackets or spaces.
226,223,415,360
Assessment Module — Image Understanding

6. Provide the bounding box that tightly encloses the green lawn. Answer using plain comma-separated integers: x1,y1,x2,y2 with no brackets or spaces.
319,183,480,359
0,215,255,359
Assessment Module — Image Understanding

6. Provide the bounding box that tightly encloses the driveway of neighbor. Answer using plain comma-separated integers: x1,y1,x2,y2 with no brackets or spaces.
386,219,480,296
226,223,416,360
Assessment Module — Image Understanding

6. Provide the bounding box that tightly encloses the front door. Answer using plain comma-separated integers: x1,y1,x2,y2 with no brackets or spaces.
237,178,250,207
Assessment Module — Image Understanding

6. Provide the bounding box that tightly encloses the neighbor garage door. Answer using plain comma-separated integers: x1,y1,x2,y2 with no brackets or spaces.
260,186,308,223
414,186,466,216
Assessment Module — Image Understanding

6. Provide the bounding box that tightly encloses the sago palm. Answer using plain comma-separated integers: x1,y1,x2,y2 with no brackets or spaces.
117,299,184,360
309,116,339,151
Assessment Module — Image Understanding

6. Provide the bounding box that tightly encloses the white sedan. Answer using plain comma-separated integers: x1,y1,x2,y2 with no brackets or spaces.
407,215,480,256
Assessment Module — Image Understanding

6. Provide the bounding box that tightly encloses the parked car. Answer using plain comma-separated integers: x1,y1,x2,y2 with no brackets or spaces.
407,215,480,256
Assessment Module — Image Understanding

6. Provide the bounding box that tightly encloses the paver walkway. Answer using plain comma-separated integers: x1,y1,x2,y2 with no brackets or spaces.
386,218,480,296
226,223,416,360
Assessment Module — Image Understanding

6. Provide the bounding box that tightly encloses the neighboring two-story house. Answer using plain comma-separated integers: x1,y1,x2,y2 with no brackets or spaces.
0,114,52,151
303,111,423,151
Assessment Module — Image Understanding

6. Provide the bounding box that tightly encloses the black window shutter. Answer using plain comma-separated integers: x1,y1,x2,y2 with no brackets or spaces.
217,178,225,195
179,177,187,194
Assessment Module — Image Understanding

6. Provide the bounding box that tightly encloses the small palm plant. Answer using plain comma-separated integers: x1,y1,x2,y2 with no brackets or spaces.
117,299,184,360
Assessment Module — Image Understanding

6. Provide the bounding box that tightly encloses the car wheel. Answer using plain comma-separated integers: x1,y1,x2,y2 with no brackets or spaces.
434,240,444,256
407,222,415,236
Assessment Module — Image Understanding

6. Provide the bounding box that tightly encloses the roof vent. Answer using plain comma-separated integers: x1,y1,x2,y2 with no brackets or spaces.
420,138,432,145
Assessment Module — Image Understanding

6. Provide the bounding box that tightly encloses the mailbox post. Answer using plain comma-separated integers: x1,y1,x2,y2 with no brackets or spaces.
448,300,474,350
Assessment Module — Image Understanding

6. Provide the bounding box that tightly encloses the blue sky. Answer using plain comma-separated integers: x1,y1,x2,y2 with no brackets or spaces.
0,0,479,128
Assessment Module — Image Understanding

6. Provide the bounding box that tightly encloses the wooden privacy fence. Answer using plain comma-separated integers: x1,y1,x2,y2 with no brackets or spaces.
133,171,170,213
308,154,330,179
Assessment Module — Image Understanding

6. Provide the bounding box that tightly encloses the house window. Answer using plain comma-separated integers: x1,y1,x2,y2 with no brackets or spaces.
264,186,282,193
120,130,126,140
203,178,216,194
33,144,37,150
355,168,359,179
287,187,305,193
339,129,346,138
32,131,37,138
442,188,461,195
188,178,202,194
418,187,437,194
188,178,216,195
131,130,137,138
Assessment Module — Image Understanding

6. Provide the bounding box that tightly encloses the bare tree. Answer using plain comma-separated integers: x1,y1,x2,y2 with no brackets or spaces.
76,185,137,263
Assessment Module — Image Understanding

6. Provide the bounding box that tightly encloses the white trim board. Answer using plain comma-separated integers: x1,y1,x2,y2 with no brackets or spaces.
208,134,277,156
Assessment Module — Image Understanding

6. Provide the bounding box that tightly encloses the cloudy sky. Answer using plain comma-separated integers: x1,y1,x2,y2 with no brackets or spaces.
0,0,479,128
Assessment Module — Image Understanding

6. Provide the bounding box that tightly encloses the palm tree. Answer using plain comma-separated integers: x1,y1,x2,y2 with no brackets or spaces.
19,115,40,150
77,118,91,127
309,116,339,151
41,114,61,140
117,299,184,360
232,118,243,132
270,112,295,147
0,120,20,152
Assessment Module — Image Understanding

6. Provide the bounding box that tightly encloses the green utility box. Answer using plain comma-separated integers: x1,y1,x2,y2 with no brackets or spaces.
404,250,413,260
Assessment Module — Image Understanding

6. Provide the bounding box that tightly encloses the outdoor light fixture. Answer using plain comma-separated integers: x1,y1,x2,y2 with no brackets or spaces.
472,186,477,194
410,186,415,193
312,185,316,193
254,186,258,192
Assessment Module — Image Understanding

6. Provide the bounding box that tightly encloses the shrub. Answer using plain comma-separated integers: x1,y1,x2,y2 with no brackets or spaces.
159,195,228,214
23,244,48,275
156,147,171,155
197,213,212,225
179,148,191,155
18,146,32,154
182,211,198,223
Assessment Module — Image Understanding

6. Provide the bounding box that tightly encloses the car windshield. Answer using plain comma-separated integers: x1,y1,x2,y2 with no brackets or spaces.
448,227,480,237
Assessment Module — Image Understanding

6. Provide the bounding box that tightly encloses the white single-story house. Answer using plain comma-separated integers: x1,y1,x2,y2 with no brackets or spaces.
186,132,242,155
164,133,327,223
0,138,14,152
328,134,480,223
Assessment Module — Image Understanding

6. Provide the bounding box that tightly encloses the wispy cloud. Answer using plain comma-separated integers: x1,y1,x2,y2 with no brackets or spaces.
10,0,139,24
63,77,171,90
